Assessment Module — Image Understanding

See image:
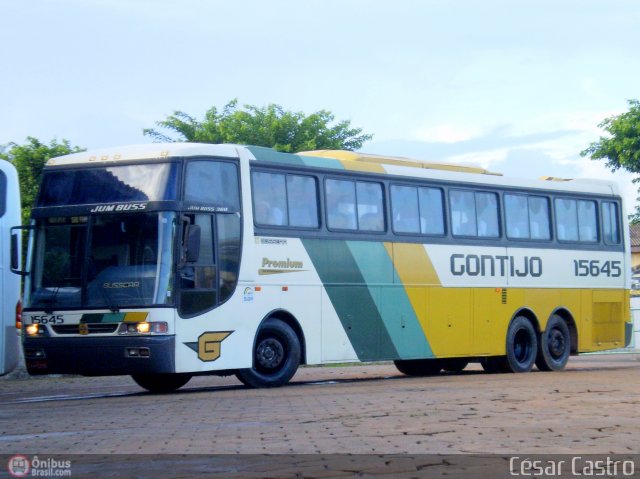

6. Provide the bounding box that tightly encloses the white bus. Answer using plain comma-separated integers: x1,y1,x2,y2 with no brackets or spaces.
13,144,632,391
1,159,21,375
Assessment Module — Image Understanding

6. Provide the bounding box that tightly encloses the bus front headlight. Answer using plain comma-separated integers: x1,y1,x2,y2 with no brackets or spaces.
25,324,47,337
117,322,168,335
25,324,40,336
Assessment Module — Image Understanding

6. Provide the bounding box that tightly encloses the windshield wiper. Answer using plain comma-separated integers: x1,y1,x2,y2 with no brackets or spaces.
99,286,120,313
42,287,61,314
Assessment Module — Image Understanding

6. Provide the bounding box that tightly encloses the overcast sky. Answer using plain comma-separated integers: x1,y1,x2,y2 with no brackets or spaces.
2,0,639,212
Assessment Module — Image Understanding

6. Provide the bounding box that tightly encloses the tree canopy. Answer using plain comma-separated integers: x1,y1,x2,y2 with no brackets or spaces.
581,99,640,174
144,99,373,152
581,99,640,222
0,137,84,224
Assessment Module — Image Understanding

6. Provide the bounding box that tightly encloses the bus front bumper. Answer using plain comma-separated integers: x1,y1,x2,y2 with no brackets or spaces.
23,335,176,376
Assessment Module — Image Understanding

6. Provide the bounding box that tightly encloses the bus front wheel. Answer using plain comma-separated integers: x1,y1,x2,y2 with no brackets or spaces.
535,314,570,371
236,318,301,388
131,373,192,393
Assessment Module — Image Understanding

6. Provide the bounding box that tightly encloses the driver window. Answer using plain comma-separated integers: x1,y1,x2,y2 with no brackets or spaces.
179,214,217,317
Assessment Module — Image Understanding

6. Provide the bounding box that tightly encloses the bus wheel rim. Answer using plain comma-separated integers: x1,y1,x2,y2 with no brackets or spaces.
513,329,532,363
548,328,566,359
256,338,285,370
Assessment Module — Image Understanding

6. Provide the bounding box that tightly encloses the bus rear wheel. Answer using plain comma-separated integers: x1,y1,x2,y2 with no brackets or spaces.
394,358,442,376
132,373,192,393
236,318,301,388
482,317,538,373
535,314,570,371
504,316,538,373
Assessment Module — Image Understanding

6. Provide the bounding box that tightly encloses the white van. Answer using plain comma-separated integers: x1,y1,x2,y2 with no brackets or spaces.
1,160,21,375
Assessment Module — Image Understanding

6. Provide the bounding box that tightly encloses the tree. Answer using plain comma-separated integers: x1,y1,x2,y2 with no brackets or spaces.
581,99,640,173
581,99,640,222
0,137,84,224
144,99,373,152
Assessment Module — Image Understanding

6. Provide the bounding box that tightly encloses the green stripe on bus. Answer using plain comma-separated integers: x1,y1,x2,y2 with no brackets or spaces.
247,146,305,166
346,241,433,359
247,146,345,170
80,313,125,323
301,238,398,360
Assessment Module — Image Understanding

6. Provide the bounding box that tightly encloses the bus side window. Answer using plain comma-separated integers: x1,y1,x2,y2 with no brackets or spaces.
326,179,357,230
555,198,598,243
450,190,477,236
602,201,620,244
450,190,498,238
578,200,598,242
391,185,420,233
505,194,529,239
287,175,319,228
252,172,288,226
555,198,578,241
418,187,444,235
528,196,550,240
391,185,444,235
356,181,384,232
505,194,551,241
475,192,499,237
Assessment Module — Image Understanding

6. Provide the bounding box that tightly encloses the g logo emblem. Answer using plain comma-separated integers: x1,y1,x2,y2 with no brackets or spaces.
197,332,232,361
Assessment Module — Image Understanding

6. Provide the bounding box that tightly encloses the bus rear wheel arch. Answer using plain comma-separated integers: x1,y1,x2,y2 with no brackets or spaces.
236,317,301,388
535,313,571,371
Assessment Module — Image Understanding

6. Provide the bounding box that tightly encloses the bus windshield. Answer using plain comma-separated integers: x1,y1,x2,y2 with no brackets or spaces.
37,163,180,206
27,212,175,310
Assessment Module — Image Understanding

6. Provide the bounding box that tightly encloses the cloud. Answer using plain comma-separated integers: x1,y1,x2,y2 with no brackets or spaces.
366,125,578,163
412,124,485,144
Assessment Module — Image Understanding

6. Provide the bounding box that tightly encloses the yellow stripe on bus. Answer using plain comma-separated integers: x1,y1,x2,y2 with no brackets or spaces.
338,159,386,173
299,149,387,173
384,243,441,353
124,312,149,323
385,242,628,357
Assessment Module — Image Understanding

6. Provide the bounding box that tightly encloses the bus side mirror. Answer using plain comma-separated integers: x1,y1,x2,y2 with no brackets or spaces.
184,224,201,263
10,226,28,276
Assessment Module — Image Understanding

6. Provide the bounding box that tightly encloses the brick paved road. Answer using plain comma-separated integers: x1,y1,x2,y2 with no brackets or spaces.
1,354,639,456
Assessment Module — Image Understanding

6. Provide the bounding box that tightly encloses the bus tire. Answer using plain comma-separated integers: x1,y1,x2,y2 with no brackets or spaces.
441,359,469,372
504,316,538,373
131,373,192,393
236,318,301,388
535,314,570,371
394,359,442,376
